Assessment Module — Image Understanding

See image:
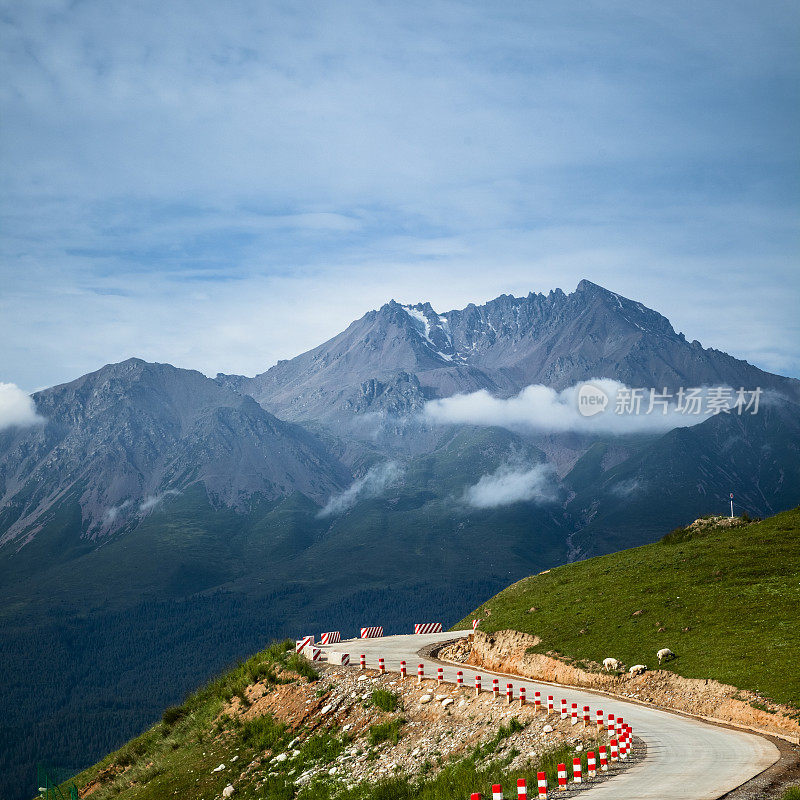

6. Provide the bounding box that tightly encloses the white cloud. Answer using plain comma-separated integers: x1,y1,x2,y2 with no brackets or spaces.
139,489,181,513
0,382,44,430
424,379,715,436
463,462,558,509
318,461,403,518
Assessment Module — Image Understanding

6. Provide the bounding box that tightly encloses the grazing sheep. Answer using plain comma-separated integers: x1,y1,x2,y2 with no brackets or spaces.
603,657,622,671
629,664,647,676
657,648,675,664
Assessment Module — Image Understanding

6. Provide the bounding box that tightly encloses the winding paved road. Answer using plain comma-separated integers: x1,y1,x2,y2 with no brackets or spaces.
318,631,779,799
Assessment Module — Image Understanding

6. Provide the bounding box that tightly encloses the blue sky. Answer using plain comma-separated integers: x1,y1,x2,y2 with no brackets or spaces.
1,0,799,390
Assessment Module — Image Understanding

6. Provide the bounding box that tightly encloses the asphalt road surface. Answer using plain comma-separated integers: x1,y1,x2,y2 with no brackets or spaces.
318,631,779,800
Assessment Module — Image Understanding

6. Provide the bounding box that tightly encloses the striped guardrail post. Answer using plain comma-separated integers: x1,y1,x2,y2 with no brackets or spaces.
359,654,365,670
417,664,424,684
517,777,527,799
400,660,406,680
587,750,596,777
475,675,482,696
560,698,567,720
506,683,513,704
457,670,463,688
547,695,554,714
583,705,590,727
608,713,615,738
378,657,385,674
573,756,582,783
557,763,567,791
493,678,500,699
596,709,604,730
519,686,526,707
571,702,578,725
437,667,444,685
537,771,547,797
492,784,503,800
599,744,608,771
610,738,619,761
534,691,541,713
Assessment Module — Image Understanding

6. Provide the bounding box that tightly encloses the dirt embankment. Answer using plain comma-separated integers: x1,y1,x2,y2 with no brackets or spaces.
440,631,800,743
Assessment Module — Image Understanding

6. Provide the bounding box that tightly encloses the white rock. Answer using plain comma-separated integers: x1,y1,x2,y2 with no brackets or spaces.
275,753,288,763
435,694,448,701
328,767,337,776
212,764,226,773
543,724,553,733
231,755,239,762
420,694,433,704
320,704,333,715
289,737,300,748
575,744,583,752
342,724,353,732
357,675,369,682
441,698,454,708
222,785,234,798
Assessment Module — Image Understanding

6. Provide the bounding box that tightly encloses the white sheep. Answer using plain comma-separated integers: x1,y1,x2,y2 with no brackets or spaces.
602,657,622,671
629,664,647,676
657,648,675,664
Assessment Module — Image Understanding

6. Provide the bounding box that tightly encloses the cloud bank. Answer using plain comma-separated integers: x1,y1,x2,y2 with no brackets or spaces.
424,379,711,435
318,462,403,518
0,383,44,431
463,462,558,510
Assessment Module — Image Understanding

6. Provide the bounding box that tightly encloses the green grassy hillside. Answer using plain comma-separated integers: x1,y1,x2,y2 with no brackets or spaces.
456,508,800,706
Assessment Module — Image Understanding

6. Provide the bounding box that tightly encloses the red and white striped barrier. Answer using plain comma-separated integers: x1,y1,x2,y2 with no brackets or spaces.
475,675,482,695
548,695,554,714
571,702,578,725
304,646,321,661
517,778,527,799
537,772,547,797
471,794,481,800
328,651,350,666
534,691,541,712
378,657,385,674
319,631,341,645
296,636,313,652
457,670,463,688
414,622,443,634
417,664,424,684
573,757,582,783
557,763,567,791
506,683,513,704
437,667,444,685
583,706,590,727
359,654,366,670
473,618,480,630
519,686,526,706
493,678,500,699
608,713,616,738
599,745,608,772
400,660,406,679
587,751,596,777
610,738,619,761
596,709,604,730
492,784,503,800
560,698,568,719
360,627,383,638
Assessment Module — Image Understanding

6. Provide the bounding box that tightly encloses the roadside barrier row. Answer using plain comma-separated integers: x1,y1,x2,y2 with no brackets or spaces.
304,622,449,644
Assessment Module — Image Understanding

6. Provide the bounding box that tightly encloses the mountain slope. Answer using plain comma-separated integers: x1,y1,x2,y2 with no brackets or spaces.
0,358,349,547
456,507,800,706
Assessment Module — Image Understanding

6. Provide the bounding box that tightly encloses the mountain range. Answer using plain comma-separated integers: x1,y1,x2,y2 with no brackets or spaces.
2,278,799,800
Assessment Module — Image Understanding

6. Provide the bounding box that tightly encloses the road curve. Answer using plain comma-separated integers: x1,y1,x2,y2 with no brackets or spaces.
318,631,779,800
